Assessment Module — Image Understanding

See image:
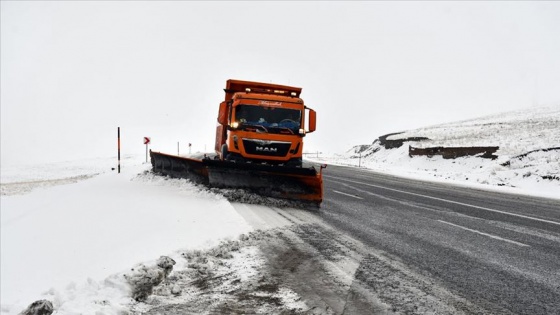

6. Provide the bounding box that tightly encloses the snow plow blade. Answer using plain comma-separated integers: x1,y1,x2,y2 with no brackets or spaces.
150,151,209,185
150,151,324,204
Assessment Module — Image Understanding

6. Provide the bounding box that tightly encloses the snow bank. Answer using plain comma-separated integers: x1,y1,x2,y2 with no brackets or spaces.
0,156,252,314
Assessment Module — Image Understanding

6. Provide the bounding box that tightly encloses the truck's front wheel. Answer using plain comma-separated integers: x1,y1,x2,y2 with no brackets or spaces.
285,158,302,168
221,144,228,161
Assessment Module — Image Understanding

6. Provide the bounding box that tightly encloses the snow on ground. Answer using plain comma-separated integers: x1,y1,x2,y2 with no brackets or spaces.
309,105,560,199
1,157,361,314
0,156,253,314
2,106,558,314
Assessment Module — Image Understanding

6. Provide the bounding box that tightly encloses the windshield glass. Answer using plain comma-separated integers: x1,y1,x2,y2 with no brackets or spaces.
234,105,301,134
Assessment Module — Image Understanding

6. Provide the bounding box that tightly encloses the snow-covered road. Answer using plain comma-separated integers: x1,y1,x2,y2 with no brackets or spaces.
1,157,481,314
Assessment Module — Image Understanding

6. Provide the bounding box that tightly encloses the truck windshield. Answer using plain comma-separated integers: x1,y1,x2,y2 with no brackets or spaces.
234,105,301,134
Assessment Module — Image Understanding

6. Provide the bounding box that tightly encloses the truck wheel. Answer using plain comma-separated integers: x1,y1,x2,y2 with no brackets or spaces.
286,158,302,167
221,144,228,161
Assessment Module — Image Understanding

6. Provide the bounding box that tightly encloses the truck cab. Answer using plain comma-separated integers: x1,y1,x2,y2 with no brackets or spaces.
215,79,317,167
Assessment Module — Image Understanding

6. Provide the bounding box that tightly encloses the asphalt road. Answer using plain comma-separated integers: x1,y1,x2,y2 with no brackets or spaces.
318,164,560,314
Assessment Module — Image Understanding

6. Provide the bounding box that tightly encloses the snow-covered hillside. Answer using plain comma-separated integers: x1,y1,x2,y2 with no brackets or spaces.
311,106,560,198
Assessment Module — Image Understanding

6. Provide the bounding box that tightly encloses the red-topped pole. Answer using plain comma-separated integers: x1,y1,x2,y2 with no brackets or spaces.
143,137,151,163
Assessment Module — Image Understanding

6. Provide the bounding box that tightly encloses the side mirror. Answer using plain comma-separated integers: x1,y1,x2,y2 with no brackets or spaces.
218,102,228,125
307,108,317,133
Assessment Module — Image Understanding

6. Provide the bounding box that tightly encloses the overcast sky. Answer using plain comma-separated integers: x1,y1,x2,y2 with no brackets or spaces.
2,1,559,166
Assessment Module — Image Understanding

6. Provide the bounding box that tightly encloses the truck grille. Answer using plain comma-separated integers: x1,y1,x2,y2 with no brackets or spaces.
242,139,291,157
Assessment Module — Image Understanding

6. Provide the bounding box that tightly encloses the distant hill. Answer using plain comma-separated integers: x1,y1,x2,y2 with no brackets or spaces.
317,106,560,198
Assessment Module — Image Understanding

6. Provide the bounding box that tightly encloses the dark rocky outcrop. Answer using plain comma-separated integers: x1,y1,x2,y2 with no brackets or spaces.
19,300,53,315
409,146,499,159
379,133,430,149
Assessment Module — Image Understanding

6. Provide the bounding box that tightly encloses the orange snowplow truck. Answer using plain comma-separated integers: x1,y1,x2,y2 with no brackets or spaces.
150,79,323,204
215,79,317,167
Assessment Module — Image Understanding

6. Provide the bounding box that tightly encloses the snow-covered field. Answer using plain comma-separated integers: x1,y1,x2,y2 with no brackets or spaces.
310,105,560,199
1,157,255,314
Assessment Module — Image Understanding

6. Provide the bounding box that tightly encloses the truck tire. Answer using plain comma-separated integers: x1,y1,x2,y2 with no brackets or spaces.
285,158,302,168
221,144,228,161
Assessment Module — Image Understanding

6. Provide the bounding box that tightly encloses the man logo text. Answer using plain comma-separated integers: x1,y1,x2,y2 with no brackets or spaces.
256,146,277,152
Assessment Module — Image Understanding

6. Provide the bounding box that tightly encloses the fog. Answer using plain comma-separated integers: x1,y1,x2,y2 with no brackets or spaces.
2,1,559,166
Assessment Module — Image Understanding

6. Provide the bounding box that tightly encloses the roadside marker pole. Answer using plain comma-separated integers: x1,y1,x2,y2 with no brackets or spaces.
359,153,362,168
143,137,151,163
118,127,121,174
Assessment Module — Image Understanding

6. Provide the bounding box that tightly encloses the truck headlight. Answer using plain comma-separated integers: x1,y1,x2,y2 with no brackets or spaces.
231,122,239,129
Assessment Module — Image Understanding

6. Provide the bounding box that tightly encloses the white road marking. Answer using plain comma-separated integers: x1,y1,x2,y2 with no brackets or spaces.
437,220,530,247
332,190,364,200
325,175,560,226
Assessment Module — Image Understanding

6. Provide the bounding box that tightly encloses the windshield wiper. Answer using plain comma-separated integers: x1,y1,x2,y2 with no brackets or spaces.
277,127,295,135
239,123,268,132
